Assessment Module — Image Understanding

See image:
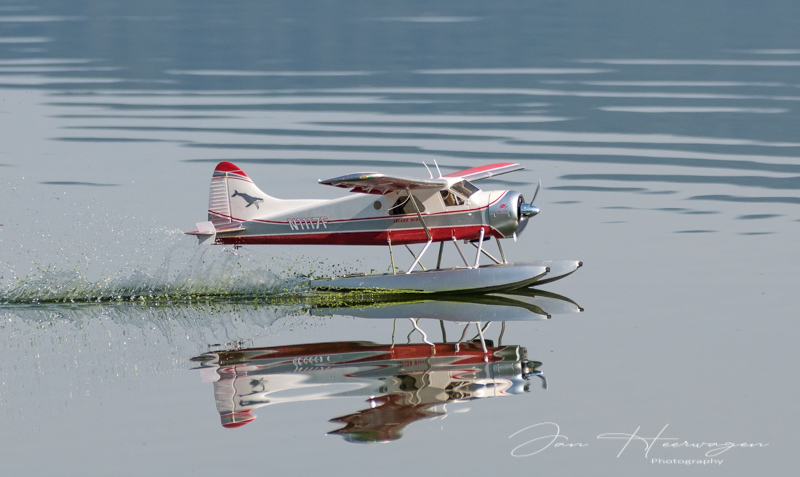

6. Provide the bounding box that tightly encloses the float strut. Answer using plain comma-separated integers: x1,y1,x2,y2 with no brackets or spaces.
474,228,485,268
388,237,396,274
470,240,502,264
496,238,508,264
406,241,432,274
476,322,488,360
410,318,435,349
455,322,471,353
452,237,470,268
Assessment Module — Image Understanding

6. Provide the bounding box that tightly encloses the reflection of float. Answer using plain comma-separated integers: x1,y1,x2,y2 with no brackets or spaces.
311,288,584,322
192,340,543,442
311,289,583,355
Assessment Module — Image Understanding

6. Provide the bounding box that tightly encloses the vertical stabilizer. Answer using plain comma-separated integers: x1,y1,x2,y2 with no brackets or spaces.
208,162,275,224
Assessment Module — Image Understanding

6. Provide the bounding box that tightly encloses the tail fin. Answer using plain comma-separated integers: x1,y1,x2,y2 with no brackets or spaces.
208,162,276,224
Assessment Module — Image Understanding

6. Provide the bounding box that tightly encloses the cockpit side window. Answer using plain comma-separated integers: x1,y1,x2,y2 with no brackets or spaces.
439,190,465,206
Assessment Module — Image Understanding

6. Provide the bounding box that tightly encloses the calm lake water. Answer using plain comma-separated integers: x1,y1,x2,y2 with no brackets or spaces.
1,1,797,475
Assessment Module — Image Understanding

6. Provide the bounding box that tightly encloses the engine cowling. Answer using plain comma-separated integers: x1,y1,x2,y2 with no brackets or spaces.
487,191,523,238
487,190,540,238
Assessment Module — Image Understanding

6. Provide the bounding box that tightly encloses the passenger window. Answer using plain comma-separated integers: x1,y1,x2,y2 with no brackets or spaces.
389,195,426,215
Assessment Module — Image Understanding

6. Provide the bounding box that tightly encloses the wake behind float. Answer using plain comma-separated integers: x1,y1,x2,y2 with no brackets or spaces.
186,161,581,293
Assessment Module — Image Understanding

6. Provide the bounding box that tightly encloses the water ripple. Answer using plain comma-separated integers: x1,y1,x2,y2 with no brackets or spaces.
688,195,800,204
562,173,800,191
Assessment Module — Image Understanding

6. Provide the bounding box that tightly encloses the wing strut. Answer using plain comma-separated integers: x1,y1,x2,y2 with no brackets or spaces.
405,187,432,274
406,187,430,241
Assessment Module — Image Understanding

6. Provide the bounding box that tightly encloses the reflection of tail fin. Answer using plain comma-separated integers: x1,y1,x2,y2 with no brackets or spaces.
220,410,257,429
208,162,276,224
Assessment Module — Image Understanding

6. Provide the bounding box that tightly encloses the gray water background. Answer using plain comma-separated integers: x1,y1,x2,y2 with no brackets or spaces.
1,1,798,475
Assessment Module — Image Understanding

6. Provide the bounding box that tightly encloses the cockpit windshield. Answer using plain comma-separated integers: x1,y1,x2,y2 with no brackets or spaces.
451,180,479,198
440,180,479,207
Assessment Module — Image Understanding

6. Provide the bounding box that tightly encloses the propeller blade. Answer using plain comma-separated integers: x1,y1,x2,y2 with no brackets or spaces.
530,179,541,205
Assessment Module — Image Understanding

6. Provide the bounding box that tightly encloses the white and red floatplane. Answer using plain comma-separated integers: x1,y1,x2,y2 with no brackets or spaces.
186,161,580,293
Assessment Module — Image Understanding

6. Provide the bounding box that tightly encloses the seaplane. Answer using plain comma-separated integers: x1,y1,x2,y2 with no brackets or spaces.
186,161,581,293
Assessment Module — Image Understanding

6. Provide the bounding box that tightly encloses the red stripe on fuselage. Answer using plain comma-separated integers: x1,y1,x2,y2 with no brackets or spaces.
213,225,501,246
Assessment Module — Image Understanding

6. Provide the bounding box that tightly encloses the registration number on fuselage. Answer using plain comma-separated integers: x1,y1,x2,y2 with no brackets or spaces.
288,216,328,230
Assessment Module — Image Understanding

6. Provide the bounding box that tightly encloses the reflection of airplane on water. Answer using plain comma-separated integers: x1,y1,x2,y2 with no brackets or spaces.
191,339,543,443
192,292,581,442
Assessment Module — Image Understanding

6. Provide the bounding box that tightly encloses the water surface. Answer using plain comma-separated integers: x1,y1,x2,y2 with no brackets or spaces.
1,1,797,475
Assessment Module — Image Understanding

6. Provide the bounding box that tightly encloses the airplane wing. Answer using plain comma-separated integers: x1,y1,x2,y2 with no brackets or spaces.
442,162,523,181
319,173,448,195
319,163,523,195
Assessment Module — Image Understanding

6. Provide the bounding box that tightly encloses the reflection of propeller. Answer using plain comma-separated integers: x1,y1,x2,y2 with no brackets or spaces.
516,179,541,236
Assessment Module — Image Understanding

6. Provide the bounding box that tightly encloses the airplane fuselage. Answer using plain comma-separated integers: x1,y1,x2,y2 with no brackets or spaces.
211,188,518,246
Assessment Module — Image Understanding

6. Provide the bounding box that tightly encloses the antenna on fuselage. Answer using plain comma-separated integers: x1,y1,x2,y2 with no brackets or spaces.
433,159,442,178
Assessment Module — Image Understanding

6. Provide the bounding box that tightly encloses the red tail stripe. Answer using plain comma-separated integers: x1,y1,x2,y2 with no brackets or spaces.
215,161,249,177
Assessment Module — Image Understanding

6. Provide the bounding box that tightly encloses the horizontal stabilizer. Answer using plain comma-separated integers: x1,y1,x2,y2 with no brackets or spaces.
186,221,245,244
193,221,215,235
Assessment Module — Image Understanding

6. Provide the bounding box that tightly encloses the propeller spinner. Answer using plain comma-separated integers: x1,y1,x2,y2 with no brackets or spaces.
516,180,541,235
